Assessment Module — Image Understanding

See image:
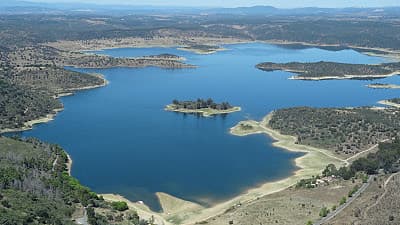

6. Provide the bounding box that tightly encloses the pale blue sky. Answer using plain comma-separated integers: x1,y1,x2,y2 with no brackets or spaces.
26,0,400,8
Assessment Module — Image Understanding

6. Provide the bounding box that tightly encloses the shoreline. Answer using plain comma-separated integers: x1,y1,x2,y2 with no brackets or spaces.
47,36,400,62
0,108,64,134
165,105,241,117
0,74,109,135
99,112,345,225
177,47,228,55
66,152,73,176
263,40,400,60
367,84,400,89
46,37,251,52
378,100,400,108
288,71,400,81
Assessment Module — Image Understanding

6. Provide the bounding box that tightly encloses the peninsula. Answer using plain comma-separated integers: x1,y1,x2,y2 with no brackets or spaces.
232,107,400,158
367,83,400,89
256,61,400,80
379,98,400,108
178,44,227,54
165,98,241,117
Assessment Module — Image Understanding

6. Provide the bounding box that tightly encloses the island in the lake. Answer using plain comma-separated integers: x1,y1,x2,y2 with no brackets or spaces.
178,44,227,55
256,61,400,80
367,83,400,89
165,98,241,117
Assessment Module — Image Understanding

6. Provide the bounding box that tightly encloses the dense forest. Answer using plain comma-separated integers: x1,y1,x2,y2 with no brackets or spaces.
0,136,149,225
256,61,400,79
269,107,400,157
0,79,61,131
171,98,233,110
318,138,400,182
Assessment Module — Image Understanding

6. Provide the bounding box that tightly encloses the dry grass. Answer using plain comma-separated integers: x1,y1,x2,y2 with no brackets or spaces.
327,173,400,225
204,179,362,225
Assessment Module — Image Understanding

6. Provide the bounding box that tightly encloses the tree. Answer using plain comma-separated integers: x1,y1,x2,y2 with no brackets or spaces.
322,164,337,177
319,207,329,217
339,196,347,205
111,201,128,211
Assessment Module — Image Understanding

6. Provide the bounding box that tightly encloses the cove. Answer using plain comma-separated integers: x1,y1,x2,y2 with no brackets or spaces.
20,43,398,211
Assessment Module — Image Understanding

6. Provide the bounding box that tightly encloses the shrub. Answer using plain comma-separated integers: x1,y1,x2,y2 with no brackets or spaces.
111,201,128,211
319,207,329,217
339,196,347,205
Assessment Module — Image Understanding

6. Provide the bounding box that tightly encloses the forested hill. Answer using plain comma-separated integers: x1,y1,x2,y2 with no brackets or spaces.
268,107,400,158
0,136,149,224
256,61,400,80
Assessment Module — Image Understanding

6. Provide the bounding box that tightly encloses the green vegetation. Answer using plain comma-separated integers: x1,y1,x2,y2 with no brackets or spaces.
0,79,62,131
171,98,233,111
111,201,129,211
339,196,347,205
269,107,400,156
166,98,241,117
319,137,400,180
1,13,400,51
348,185,360,198
296,176,318,188
319,206,330,217
256,61,400,80
0,136,148,225
0,43,193,133
351,139,400,174
0,136,93,224
388,98,400,104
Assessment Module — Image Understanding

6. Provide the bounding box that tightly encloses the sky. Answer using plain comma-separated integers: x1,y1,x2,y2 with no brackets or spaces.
25,0,400,8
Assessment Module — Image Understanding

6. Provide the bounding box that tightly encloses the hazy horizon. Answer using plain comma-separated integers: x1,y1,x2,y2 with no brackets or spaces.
22,0,400,8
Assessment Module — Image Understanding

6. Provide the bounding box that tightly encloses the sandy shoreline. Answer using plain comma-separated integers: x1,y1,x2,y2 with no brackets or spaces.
99,112,344,225
367,84,400,89
288,71,400,81
378,100,400,108
177,47,228,55
66,152,73,176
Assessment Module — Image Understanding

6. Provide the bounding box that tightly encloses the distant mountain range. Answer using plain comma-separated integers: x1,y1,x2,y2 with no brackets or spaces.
1,0,399,16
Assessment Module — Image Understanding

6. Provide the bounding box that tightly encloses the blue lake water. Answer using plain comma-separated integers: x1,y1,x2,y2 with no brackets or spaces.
20,43,400,211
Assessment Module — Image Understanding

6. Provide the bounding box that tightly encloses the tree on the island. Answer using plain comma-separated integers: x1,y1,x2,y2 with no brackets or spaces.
206,98,214,106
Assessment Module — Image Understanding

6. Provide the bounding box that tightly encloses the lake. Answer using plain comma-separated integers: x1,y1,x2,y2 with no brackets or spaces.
21,43,399,211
